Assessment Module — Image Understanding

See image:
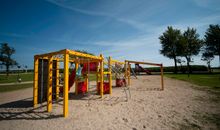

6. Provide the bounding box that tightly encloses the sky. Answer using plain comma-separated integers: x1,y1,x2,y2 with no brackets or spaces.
0,0,220,69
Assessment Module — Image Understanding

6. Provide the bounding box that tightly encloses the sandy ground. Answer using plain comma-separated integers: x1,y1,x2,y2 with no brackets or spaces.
0,75,219,130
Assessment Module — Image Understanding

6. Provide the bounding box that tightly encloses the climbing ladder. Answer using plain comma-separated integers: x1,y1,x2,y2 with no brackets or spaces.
104,59,131,100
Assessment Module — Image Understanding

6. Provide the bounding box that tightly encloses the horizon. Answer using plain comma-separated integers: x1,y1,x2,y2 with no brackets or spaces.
0,0,220,70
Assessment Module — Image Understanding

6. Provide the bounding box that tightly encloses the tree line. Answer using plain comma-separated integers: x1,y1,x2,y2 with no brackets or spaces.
159,24,220,75
0,43,93,76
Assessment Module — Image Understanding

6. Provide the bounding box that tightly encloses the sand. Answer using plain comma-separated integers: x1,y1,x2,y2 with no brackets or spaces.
0,75,219,130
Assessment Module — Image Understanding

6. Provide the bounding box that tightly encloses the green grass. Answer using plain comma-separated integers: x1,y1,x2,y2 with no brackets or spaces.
0,73,34,83
0,73,115,93
0,83,33,93
165,73,220,90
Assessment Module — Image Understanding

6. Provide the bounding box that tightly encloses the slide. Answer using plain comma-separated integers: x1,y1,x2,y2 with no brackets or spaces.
68,69,76,91
135,64,151,75
138,65,151,75
59,69,76,93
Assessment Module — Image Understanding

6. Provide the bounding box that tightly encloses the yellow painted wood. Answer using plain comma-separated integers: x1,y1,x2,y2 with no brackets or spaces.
124,62,127,79
47,57,53,112
126,60,162,66
36,49,65,58
68,49,102,60
111,59,124,64
33,57,39,108
103,71,111,75
56,61,60,100
96,68,99,94
75,60,79,95
85,74,88,92
100,54,104,98
109,57,112,95
63,53,69,117
128,64,131,86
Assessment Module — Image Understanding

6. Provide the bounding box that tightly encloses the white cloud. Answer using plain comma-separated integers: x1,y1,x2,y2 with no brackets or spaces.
45,0,220,66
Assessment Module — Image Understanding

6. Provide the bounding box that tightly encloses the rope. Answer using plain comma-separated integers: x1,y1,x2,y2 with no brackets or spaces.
131,67,138,79
104,59,131,101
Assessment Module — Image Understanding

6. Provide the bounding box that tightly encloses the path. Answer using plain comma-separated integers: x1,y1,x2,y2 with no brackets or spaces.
0,81,33,86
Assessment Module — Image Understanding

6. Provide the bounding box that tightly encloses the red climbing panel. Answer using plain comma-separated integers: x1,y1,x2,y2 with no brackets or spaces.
97,82,110,94
116,78,126,87
82,62,98,73
77,81,87,94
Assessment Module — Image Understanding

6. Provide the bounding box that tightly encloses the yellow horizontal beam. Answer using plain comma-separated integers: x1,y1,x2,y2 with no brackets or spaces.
111,59,124,64
125,60,162,66
59,58,100,63
79,59,100,63
68,50,102,60
103,71,111,75
35,49,66,58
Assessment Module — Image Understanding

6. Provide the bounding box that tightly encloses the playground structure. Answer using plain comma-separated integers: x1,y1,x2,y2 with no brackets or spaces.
33,49,164,118
125,60,164,90
33,49,110,117
33,49,126,117
105,58,126,87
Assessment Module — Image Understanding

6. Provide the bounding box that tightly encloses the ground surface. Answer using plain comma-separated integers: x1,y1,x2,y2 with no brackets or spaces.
0,75,219,130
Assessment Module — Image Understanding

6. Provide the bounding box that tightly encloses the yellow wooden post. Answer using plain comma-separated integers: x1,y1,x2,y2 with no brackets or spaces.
160,64,164,90
108,57,112,95
85,74,88,92
124,61,128,85
47,56,53,112
100,54,104,98
56,61,59,100
33,56,39,108
75,60,79,95
63,52,69,117
128,63,131,86
96,65,99,93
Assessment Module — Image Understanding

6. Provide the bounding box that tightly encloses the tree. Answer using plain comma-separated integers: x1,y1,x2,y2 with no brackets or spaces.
180,27,203,76
159,26,182,73
0,43,17,76
201,52,214,73
204,24,220,67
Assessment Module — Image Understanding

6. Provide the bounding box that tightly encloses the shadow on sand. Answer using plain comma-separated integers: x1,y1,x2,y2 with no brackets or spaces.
0,98,62,120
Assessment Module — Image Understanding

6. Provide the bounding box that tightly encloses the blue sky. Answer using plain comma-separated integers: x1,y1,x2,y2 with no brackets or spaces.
0,0,220,69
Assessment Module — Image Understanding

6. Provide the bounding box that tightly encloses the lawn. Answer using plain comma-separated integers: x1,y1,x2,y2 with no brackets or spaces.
165,73,220,90
0,73,34,83
0,83,33,93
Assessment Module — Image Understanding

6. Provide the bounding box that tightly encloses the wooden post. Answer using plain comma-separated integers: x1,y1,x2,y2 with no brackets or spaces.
160,64,164,90
124,61,127,85
100,54,104,98
56,61,59,100
63,52,69,117
33,56,39,108
47,56,53,112
85,74,88,92
96,65,99,93
108,57,112,95
128,63,131,86
75,59,79,95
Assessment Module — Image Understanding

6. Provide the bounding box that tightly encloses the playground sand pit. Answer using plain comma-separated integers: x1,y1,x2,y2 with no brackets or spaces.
0,75,219,130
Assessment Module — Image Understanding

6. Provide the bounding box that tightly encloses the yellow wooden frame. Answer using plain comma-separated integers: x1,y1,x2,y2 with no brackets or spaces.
125,60,164,90
33,49,104,118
